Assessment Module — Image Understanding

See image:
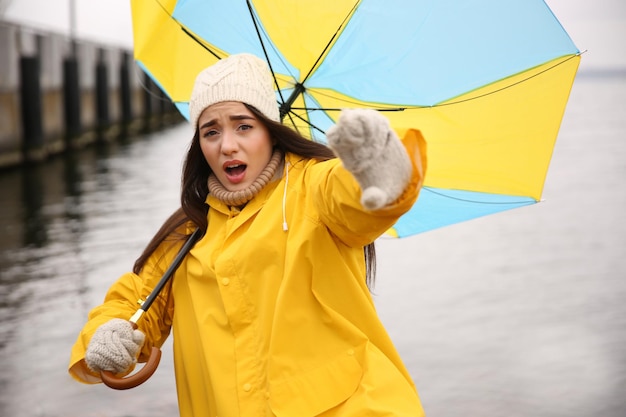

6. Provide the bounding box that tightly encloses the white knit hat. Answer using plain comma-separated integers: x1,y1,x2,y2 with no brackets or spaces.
188,53,280,129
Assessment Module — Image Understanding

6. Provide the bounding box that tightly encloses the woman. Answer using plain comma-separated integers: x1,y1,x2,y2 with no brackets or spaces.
69,53,427,416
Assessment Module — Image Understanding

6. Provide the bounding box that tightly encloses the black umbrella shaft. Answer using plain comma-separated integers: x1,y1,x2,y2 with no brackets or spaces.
140,228,202,313
280,83,306,121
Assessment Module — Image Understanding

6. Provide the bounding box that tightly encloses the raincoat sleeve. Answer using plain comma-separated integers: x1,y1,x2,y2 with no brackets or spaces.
312,128,427,247
68,236,183,384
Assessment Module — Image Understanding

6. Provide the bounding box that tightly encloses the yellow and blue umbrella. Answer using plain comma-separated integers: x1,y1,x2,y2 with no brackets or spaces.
131,0,580,237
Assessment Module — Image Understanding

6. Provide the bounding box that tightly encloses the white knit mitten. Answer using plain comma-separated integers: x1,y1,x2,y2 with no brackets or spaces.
85,318,145,374
326,109,412,210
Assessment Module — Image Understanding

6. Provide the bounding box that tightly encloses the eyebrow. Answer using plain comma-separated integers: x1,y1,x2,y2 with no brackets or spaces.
199,114,256,130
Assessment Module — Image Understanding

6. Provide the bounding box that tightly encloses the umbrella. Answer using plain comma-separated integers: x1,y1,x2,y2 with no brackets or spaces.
130,0,580,237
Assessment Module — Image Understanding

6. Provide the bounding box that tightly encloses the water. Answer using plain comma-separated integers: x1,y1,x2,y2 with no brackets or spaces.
1,74,625,417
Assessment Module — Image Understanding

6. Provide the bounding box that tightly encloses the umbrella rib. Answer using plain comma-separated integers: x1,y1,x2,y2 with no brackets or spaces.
282,110,301,135
286,110,327,137
245,0,288,108
149,0,224,59
300,1,360,84
426,53,582,109
291,106,406,112
133,65,172,104
423,187,537,205
180,27,221,60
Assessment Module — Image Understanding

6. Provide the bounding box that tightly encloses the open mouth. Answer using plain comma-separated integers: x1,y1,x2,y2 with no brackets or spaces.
224,163,247,183
226,164,246,176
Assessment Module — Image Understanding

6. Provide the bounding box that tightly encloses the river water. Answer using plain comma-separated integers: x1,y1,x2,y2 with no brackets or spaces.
1,73,625,417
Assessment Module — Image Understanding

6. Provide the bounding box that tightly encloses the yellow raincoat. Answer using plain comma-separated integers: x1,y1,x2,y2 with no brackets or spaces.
70,129,427,416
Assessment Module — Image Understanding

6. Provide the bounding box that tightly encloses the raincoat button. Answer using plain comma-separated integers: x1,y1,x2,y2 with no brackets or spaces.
243,383,252,392
221,278,230,286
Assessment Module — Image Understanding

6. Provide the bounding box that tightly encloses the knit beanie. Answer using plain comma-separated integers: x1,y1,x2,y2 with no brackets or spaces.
188,53,280,129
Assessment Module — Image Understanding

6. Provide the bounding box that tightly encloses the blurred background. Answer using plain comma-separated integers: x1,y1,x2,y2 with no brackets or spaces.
0,1,625,416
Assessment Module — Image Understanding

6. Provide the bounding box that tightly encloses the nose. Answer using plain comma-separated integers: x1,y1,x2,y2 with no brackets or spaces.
220,130,239,155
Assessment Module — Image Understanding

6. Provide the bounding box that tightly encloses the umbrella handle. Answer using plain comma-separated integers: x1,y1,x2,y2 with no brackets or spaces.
100,321,162,390
100,346,161,390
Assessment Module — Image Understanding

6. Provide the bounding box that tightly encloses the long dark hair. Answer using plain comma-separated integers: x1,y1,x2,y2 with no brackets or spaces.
133,104,377,287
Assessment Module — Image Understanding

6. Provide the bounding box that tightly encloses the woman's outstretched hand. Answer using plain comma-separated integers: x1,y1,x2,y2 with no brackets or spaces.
326,109,412,210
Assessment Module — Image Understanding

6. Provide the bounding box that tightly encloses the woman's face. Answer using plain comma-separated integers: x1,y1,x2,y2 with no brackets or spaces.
198,101,273,192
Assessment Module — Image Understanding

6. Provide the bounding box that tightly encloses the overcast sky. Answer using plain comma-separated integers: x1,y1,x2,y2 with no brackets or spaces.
1,0,625,71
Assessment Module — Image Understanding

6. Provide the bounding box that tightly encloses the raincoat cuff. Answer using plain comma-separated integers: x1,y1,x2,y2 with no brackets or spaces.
384,128,427,209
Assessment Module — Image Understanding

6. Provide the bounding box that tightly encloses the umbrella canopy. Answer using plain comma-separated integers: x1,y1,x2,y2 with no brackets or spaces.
131,0,580,237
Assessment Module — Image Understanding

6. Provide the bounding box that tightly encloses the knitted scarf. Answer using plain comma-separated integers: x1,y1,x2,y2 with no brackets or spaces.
207,149,283,206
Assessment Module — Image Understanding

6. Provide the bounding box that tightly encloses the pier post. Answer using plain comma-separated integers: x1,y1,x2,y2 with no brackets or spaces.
95,49,109,140
19,55,45,162
142,72,153,132
63,56,81,146
120,53,132,123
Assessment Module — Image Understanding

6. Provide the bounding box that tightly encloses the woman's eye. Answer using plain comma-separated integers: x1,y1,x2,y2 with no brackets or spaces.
239,124,252,131
202,130,219,138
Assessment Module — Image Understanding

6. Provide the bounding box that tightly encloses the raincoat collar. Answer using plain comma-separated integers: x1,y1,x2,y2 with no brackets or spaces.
206,155,289,216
